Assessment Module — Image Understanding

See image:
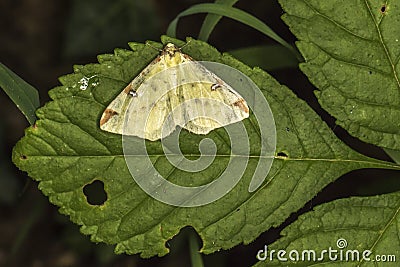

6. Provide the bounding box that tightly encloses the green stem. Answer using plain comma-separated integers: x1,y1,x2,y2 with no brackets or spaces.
189,231,204,267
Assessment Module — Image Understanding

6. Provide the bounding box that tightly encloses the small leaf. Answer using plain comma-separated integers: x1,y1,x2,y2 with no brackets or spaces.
254,191,400,266
0,62,40,125
12,37,400,257
279,0,400,150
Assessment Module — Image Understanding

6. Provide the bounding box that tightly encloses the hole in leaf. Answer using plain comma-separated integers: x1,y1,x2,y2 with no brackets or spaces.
83,180,107,205
20,155,27,160
277,151,288,158
380,5,387,14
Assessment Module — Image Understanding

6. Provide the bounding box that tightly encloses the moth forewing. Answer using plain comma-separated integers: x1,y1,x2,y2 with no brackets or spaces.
99,84,135,134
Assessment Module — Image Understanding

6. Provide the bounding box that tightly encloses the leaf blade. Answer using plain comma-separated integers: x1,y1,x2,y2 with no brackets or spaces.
198,0,239,41
384,148,400,164
0,62,40,125
254,192,400,266
279,0,400,149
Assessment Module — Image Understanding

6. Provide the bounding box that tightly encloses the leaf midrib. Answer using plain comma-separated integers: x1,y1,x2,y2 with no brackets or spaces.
22,154,400,170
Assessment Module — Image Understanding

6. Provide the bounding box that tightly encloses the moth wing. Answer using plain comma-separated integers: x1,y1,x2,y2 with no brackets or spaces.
99,84,134,134
123,64,183,141
100,53,175,138
176,62,249,135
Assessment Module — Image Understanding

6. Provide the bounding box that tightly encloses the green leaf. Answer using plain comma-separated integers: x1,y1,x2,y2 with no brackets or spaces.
198,0,239,41
384,148,400,164
167,3,301,59
0,62,40,125
253,191,400,266
12,36,399,257
228,45,300,70
279,0,400,150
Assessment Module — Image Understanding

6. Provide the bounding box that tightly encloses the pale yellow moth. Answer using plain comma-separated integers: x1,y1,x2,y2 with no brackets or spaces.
99,43,249,141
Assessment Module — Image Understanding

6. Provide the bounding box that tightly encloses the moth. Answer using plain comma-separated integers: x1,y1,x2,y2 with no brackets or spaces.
99,42,249,141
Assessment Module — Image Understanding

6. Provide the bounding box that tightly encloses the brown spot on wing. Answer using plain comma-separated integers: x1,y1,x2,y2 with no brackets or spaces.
123,84,133,94
100,109,119,126
233,99,249,114
182,53,195,61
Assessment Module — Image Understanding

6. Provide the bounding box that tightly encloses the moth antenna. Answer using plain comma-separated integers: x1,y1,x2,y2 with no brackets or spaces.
145,42,162,52
179,40,192,50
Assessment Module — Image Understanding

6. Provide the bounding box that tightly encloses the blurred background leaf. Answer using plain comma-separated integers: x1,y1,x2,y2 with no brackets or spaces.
228,45,299,71
0,63,40,125
198,0,239,41
167,3,300,59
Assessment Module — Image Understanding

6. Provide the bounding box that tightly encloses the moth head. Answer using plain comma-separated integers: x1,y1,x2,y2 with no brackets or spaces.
163,43,180,57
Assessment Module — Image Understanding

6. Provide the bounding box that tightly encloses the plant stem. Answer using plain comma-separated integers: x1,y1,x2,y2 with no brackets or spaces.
189,231,204,267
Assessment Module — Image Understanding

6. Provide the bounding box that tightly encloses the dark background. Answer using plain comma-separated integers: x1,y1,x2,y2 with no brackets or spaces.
1,1,399,266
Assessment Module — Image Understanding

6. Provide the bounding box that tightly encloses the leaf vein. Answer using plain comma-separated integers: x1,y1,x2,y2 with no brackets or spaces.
300,0,378,42
364,0,400,95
